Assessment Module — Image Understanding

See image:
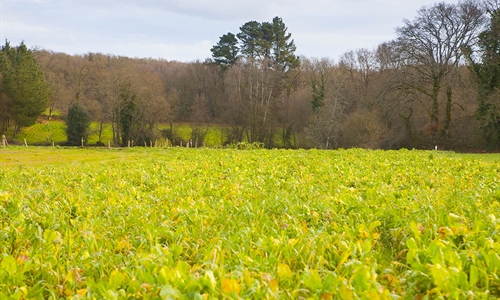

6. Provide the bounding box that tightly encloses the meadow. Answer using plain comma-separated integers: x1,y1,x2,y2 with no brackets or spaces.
0,147,499,299
8,119,227,148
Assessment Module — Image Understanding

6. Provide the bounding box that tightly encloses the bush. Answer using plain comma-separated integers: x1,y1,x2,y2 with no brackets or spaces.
65,103,91,146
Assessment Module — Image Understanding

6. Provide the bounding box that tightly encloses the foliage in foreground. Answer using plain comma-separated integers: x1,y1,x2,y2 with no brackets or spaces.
0,148,499,299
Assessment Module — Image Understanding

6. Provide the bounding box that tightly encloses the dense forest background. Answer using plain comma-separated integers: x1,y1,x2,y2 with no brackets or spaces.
2,0,500,151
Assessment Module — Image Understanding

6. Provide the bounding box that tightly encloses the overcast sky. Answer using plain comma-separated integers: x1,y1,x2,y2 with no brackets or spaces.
1,0,460,62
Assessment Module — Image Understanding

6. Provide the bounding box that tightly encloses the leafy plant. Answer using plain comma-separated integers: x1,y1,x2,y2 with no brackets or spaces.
0,148,499,298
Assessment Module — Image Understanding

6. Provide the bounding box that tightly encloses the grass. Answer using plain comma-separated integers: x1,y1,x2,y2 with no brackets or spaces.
7,120,227,147
6,118,301,148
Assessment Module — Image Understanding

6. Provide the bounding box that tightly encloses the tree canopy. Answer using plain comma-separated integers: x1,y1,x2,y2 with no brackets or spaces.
210,33,239,70
466,4,500,147
211,17,299,71
65,102,91,146
0,41,52,135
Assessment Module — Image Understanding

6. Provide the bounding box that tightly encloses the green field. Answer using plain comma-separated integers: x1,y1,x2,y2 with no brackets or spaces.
7,119,293,148
0,147,499,299
7,120,228,147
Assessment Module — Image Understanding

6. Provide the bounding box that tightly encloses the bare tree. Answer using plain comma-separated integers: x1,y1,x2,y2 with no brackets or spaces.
393,0,486,145
305,58,347,149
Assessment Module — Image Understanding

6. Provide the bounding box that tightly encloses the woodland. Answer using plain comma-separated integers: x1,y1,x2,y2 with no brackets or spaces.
2,0,500,151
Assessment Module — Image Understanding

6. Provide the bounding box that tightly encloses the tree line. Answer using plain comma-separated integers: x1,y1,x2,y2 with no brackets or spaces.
1,0,500,150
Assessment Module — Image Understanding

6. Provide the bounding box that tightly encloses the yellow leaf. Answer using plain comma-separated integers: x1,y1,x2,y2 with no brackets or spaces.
277,263,292,279
64,288,73,297
222,278,240,295
269,279,279,292
116,239,131,251
76,289,87,296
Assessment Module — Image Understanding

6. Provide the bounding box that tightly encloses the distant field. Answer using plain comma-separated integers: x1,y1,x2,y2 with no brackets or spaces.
7,120,227,147
0,147,499,298
7,119,300,148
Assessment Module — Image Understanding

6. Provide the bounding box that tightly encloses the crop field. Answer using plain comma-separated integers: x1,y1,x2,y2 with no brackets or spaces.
0,147,499,299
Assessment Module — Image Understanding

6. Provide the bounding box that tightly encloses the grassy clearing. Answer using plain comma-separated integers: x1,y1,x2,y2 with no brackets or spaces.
8,120,299,147
0,147,499,298
8,120,226,147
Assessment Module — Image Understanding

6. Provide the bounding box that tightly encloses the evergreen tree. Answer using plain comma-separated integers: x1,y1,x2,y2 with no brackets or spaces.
237,21,263,64
259,21,274,63
270,17,300,71
211,17,300,72
210,33,239,70
65,103,91,146
0,41,52,135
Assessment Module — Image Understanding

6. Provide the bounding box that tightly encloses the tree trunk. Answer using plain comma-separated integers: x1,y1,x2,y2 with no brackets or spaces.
443,85,452,139
431,79,440,125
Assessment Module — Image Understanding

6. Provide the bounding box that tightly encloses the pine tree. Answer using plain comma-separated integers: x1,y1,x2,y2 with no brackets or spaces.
0,41,52,136
210,33,239,70
237,21,262,64
270,17,300,71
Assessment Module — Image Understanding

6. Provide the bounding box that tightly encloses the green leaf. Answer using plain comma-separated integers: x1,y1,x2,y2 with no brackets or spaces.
1,255,17,275
430,264,451,290
469,265,478,287
108,270,125,289
160,285,181,299
406,238,418,251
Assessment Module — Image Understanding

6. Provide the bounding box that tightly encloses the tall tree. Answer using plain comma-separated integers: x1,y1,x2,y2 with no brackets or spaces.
269,17,300,71
394,0,485,145
305,58,346,149
118,82,137,147
210,33,239,70
465,3,500,147
0,41,52,135
237,21,263,65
